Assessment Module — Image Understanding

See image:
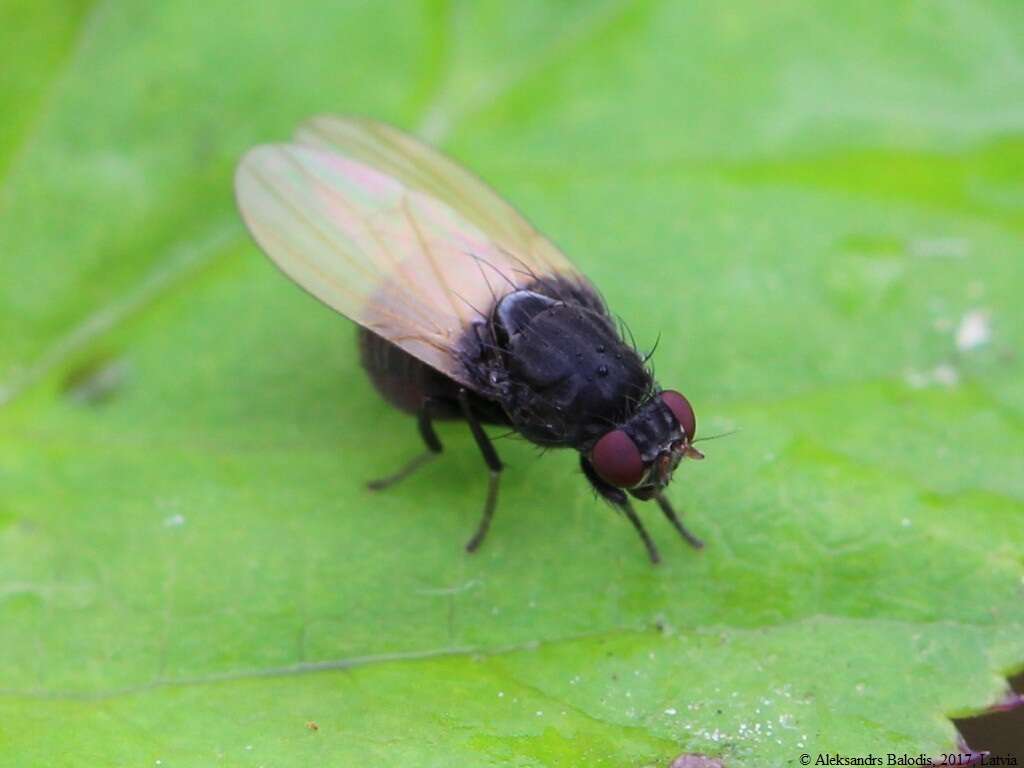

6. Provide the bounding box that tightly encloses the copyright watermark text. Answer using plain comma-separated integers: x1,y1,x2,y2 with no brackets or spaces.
798,754,1017,766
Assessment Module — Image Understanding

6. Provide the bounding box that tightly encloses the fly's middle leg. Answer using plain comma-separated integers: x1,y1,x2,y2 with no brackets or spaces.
458,387,503,553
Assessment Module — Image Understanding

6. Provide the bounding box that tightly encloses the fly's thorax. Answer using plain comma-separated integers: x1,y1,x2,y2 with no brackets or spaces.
488,289,652,447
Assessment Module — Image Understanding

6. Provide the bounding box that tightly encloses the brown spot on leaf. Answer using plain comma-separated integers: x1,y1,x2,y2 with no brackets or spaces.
62,356,129,405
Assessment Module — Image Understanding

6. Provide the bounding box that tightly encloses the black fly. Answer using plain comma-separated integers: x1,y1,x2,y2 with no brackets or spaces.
236,116,705,563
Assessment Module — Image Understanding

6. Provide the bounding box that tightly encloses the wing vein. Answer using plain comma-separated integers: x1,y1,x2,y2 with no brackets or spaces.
250,164,442,336
400,192,465,329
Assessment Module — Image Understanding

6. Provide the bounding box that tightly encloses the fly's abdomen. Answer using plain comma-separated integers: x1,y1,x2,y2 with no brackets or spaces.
359,328,509,425
359,328,460,415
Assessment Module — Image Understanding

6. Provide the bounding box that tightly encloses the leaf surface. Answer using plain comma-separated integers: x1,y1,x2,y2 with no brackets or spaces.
2,2,1023,765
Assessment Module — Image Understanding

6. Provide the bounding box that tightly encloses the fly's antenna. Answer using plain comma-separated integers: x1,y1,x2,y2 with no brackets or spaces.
693,428,741,444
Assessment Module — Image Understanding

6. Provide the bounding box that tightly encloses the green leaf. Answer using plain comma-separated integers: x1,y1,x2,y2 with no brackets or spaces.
2,1,1023,765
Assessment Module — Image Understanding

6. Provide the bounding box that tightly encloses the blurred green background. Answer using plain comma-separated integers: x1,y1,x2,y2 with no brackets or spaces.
1,2,1023,766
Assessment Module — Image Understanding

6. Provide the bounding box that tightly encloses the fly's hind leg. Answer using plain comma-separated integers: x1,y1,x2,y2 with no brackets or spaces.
458,388,503,553
580,456,660,564
367,400,443,491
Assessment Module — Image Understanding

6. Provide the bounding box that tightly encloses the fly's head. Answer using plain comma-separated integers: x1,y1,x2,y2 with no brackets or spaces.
587,390,702,499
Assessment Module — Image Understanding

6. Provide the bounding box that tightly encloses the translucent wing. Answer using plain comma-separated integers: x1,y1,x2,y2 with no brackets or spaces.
235,119,589,387
294,115,579,279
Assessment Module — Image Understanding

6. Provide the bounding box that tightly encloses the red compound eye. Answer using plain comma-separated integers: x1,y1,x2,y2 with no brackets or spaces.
591,429,644,488
660,390,696,440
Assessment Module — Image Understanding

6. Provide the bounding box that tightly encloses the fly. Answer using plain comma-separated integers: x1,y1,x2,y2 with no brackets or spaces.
235,116,706,563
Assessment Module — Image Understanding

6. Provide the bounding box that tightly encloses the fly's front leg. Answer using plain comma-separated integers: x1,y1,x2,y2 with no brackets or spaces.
654,491,704,549
457,388,503,553
580,456,660,564
367,399,443,491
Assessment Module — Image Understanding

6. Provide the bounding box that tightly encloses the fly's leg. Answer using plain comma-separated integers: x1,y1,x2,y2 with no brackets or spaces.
617,498,660,564
580,456,660,564
458,388,503,553
367,399,442,491
654,491,704,549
